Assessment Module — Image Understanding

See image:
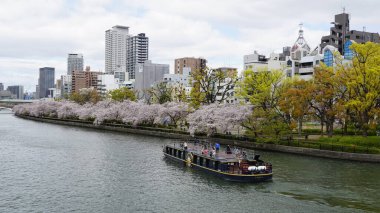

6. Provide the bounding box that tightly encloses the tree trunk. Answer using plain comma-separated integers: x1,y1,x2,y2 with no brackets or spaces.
327,120,334,138
362,111,369,137
298,118,302,136
320,119,324,136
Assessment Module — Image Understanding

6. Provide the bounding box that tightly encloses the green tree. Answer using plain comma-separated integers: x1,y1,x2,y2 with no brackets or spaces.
279,78,313,135
109,87,136,102
189,67,238,108
238,69,290,137
148,82,173,104
69,88,101,105
341,42,380,136
309,64,344,137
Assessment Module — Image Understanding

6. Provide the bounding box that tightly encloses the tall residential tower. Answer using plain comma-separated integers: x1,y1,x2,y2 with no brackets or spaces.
127,33,149,80
105,26,149,81
105,25,130,75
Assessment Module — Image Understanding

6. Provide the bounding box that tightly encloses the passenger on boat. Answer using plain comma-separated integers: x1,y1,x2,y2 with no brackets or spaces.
226,145,232,154
184,142,188,150
215,143,220,153
202,149,208,155
210,147,216,157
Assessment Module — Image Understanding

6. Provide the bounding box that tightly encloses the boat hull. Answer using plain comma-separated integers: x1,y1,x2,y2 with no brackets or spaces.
164,152,272,183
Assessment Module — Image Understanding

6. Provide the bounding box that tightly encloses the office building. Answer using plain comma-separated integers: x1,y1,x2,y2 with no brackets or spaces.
38,67,55,98
135,60,169,93
71,66,102,93
0,83,3,91
127,33,149,80
174,57,207,74
0,91,12,100
105,25,130,74
67,53,84,75
7,85,24,99
320,12,380,55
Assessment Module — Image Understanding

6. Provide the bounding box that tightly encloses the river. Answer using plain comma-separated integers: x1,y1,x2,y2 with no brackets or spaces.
0,109,379,213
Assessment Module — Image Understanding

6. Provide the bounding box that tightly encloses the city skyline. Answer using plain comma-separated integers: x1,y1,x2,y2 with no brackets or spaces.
1,0,380,91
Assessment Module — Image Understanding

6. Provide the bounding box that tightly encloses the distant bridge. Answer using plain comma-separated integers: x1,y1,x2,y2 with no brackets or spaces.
0,99,36,108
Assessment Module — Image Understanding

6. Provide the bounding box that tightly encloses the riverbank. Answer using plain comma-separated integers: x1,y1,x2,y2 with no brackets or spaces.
16,114,380,163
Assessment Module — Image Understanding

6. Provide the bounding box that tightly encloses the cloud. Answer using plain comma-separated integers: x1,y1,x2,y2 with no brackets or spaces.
0,0,379,92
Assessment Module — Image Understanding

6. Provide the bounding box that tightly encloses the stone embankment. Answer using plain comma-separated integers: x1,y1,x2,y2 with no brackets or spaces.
17,115,380,163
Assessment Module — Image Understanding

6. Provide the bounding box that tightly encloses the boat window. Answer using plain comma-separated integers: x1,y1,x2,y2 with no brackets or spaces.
215,161,220,171
199,157,203,166
174,149,177,157
205,159,210,168
192,155,197,164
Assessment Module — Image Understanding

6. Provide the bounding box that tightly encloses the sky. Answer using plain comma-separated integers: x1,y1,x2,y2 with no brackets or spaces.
0,0,379,92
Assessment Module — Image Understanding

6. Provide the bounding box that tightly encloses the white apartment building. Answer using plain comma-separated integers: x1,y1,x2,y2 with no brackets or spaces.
105,25,130,75
290,25,323,80
61,75,72,97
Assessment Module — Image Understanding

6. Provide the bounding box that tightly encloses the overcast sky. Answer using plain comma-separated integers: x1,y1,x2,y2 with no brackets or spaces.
0,0,379,92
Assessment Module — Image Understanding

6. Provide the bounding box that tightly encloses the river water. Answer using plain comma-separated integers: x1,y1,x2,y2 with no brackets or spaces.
0,109,379,213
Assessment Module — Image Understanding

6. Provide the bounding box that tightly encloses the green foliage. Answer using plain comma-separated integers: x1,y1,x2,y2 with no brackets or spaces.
109,87,136,102
189,66,238,108
239,69,291,137
318,136,380,150
340,42,380,136
69,88,101,105
148,82,173,104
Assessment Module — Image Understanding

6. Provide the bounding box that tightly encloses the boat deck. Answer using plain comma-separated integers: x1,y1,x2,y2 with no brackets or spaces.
169,142,254,163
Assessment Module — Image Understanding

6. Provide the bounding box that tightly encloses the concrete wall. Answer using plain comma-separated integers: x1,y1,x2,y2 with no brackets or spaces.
16,115,380,163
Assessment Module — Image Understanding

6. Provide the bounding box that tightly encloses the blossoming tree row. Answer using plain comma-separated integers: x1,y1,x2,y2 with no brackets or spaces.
13,100,252,136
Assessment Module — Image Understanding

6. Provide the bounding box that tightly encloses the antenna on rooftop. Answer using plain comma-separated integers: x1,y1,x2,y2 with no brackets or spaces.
343,6,345,14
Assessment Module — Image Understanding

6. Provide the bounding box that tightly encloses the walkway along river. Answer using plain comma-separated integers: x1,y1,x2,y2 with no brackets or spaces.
1,110,380,212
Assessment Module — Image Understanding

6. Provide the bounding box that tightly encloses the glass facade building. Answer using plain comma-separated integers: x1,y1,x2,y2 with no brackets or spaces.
344,40,354,60
324,49,334,67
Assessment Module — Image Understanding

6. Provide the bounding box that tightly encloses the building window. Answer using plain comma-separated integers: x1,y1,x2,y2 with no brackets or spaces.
344,40,354,60
324,49,334,67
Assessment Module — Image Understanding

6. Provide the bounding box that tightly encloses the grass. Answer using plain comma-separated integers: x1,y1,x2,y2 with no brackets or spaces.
317,136,380,148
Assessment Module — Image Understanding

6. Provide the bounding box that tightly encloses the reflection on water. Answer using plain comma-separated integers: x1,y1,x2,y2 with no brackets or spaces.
0,112,379,213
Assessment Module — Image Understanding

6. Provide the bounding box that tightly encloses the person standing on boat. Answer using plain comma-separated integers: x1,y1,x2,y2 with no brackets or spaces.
215,143,220,153
184,142,188,151
226,145,232,154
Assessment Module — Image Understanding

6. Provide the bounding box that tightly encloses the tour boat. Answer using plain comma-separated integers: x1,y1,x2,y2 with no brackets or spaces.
163,141,273,182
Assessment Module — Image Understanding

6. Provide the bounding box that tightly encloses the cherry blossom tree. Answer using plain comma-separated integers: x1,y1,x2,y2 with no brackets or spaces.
187,103,252,136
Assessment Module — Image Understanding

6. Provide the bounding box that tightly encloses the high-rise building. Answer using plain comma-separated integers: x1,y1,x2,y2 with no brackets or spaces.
174,57,207,74
127,33,149,80
105,25,130,75
7,85,24,99
0,83,4,91
135,60,169,92
38,67,55,98
320,12,380,55
105,26,149,81
71,67,102,93
67,54,84,75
